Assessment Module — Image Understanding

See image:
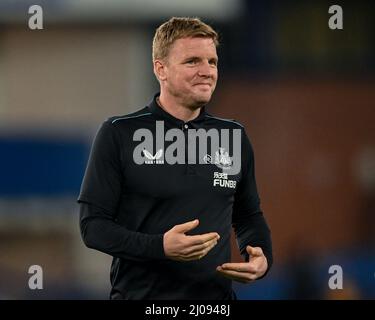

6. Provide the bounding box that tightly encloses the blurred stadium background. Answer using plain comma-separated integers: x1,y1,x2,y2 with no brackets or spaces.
0,0,374,299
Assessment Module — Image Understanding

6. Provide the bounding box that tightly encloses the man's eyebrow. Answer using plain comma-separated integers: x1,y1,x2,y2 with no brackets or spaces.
183,56,218,62
183,56,200,61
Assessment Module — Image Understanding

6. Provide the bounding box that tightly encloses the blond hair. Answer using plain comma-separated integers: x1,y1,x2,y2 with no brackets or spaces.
152,17,219,62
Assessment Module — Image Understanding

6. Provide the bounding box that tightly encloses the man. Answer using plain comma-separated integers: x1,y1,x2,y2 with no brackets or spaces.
78,17,272,300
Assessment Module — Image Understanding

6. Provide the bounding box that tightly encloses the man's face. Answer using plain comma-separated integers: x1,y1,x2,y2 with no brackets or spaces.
160,37,218,109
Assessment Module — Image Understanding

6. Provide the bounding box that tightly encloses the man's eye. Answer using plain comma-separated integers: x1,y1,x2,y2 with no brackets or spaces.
186,60,197,65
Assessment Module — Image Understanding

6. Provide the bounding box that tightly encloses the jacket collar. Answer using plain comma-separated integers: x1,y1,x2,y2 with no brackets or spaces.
148,93,207,127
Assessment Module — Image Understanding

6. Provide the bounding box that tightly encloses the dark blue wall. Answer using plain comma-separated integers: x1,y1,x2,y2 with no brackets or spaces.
0,137,89,196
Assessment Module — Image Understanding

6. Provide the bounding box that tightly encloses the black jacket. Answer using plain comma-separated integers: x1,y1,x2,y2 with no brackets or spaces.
78,93,272,299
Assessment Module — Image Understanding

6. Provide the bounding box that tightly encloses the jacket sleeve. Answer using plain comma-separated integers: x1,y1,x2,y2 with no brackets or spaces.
79,202,166,261
77,121,166,261
232,128,273,276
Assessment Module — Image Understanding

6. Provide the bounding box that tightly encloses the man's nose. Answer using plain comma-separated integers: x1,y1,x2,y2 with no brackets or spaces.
197,61,214,77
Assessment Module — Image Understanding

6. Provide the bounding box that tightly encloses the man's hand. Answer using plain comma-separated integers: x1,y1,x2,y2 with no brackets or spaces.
216,245,268,283
163,219,220,261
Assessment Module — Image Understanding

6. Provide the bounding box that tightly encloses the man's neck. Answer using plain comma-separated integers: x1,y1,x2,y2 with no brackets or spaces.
157,93,201,123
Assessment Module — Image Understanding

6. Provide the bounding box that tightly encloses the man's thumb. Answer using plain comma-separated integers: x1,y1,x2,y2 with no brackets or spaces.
174,219,199,233
246,245,259,256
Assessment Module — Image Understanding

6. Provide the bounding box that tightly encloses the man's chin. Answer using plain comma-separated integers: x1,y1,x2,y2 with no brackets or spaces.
191,94,212,108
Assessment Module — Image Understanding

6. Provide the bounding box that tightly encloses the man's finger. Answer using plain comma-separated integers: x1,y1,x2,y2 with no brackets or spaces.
189,232,220,245
185,240,218,259
183,239,218,256
182,249,210,261
220,262,257,273
173,219,199,233
186,253,206,261
216,267,256,283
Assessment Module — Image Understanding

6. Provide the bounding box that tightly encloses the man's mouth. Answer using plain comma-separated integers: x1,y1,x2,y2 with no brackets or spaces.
194,83,211,87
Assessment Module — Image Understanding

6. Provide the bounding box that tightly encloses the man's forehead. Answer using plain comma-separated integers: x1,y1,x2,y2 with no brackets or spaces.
171,37,217,56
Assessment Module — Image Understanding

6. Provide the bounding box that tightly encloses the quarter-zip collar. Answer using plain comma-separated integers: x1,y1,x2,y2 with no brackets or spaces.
148,93,207,128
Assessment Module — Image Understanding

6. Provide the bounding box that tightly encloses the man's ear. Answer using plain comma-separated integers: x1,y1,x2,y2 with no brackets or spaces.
154,60,167,81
